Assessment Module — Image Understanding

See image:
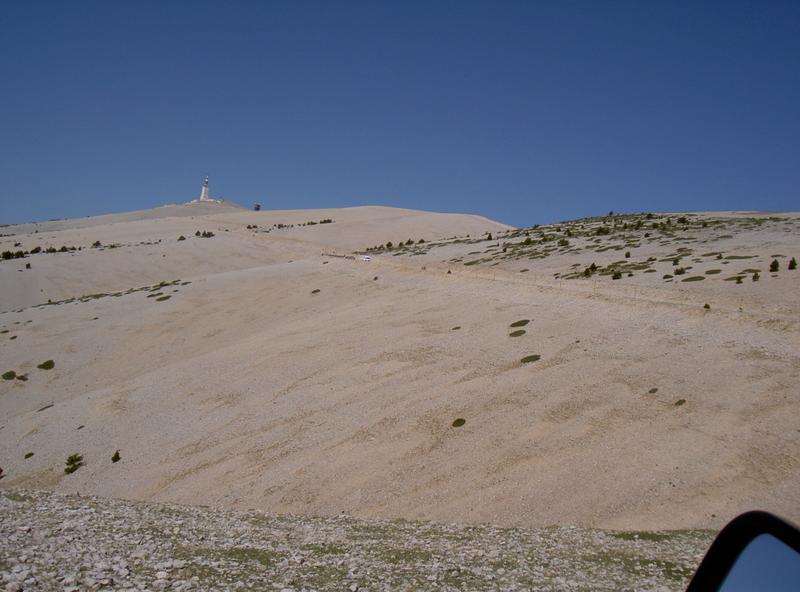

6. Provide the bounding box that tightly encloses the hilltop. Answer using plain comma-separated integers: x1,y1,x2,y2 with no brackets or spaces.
0,204,798,533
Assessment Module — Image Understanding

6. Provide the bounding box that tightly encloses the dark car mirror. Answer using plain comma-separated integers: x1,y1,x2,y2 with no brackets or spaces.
687,511,800,591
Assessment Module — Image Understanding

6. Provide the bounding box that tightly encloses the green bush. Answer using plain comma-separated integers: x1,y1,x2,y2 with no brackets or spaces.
451,418,466,428
2,370,16,380
674,399,686,406
770,259,779,272
520,354,541,364
509,330,526,337
648,388,658,394
509,319,530,327
789,257,797,270
624,251,631,258
611,271,622,280
37,360,55,370
64,454,84,474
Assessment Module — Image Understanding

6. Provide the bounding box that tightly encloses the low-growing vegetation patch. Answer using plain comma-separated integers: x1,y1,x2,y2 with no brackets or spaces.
37,359,55,370
705,269,721,274
64,454,84,474
2,370,15,380
675,399,686,406
509,330,526,337
681,276,705,282
451,418,466,428
311,289,320,294
112,450,121,463
155,295,172,301
521,354,541,364
648,388,659,394
509,319,530,327
24,452,33,459
451,326,461,331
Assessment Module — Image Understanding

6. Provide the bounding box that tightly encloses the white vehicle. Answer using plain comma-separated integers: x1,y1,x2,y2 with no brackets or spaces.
360,255,371,261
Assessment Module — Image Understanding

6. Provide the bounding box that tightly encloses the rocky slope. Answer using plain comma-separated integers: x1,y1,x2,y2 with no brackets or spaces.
0,489,713,591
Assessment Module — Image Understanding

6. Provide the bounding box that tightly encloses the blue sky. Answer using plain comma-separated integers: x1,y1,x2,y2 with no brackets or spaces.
1,1,798,226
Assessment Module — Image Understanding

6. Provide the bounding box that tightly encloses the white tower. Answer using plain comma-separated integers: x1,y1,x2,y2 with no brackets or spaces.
199,176,210,201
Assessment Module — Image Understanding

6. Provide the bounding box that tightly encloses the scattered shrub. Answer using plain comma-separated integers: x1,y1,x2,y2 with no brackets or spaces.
111,450,121,463
2,370,16,380
509,330,526,337
648,388,658,394
681,276,705,282
451,418,466,428
611,271,622,280
789,257,797,270
625,251,631,258
521,354,541,364
674,267,686,275
704,303,711,309
735,276,743,284
509,319,530,328
92,240,102,248
770,259,779,272
177,235,186,241
752,272,760,282
451,326,461,331
311,289,320,294
155,295,171,301
16,374,27,382
674,399,686,406
37,360,55,370
64,454,84,474
24,452,33,459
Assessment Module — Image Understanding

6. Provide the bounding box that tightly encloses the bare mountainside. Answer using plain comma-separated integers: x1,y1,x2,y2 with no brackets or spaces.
0,205,798,532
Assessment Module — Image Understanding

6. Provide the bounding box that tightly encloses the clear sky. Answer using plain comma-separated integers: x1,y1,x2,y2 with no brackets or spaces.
1,1,798,227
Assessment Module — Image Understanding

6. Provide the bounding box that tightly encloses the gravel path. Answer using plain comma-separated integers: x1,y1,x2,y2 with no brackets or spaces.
0,489,713,591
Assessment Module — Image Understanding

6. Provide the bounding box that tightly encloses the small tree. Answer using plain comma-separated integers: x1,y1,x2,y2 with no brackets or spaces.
753,272,760,282
770,259,779,272
789,257,797,270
